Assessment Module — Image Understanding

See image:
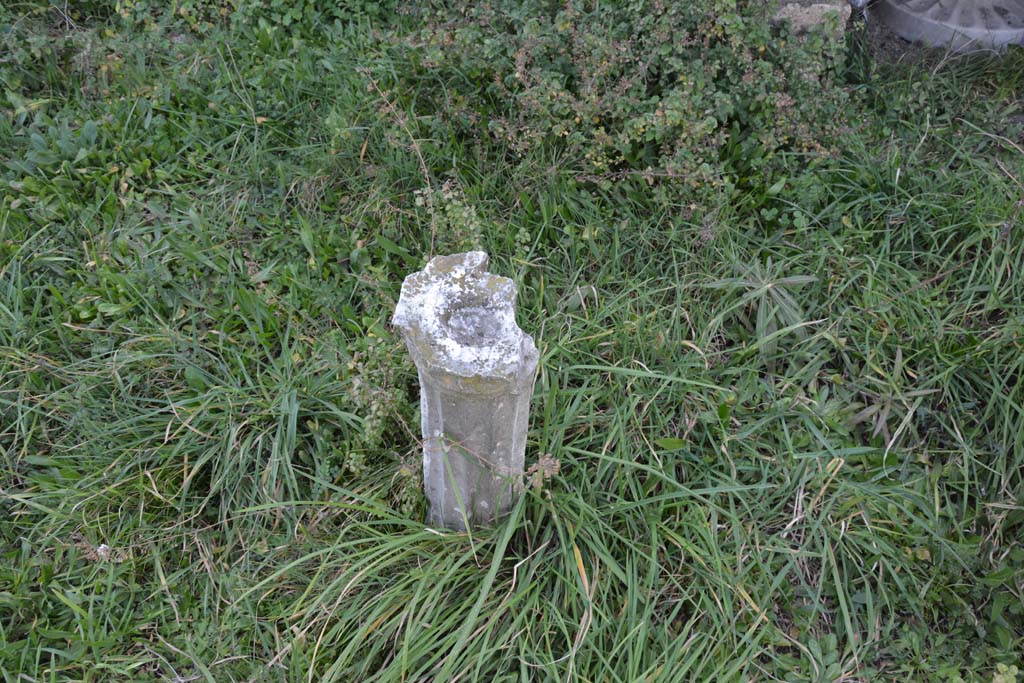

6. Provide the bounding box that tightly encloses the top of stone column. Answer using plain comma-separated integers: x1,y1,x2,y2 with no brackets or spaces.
393,251,538,389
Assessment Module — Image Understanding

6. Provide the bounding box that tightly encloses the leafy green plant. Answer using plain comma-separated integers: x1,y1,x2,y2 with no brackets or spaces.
112,0,400,33
705,257,817,359
402,0,850,206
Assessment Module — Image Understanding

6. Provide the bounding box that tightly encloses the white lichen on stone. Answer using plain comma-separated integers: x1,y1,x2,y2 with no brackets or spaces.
393,251,537,386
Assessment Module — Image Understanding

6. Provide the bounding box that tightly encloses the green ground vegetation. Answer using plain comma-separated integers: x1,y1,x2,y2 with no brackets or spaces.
1,1,1023,681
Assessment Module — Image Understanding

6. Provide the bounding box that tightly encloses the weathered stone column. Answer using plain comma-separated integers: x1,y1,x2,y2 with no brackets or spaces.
393,252,538,530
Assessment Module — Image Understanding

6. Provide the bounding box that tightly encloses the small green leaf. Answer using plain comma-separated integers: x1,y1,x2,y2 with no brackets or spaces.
96,301,135,315
185,366,208,392
767,177,786,195
981,566,1015,586
81,120,98,145
376,235,416,265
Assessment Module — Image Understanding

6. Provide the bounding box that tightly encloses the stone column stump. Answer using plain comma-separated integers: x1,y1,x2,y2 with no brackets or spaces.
393,252,538,530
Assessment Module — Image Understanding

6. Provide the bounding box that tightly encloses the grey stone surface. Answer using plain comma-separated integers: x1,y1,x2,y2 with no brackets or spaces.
871,0,1024,51
393,252,538,530
775,0,852,37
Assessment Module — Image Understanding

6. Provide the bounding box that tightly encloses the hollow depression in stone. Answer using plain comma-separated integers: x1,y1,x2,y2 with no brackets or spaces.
443,306,512,348
393,251,536,383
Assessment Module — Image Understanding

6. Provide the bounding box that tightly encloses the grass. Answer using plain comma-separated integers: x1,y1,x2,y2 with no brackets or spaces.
1,2,1023,682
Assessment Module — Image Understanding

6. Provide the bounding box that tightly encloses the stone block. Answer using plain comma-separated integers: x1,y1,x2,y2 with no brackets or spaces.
393,252,538,530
